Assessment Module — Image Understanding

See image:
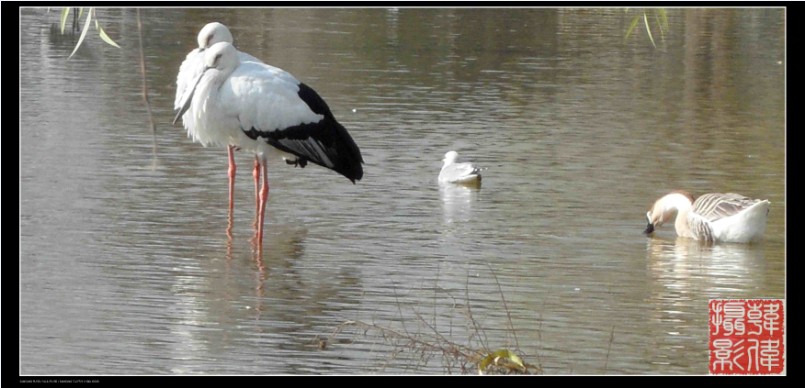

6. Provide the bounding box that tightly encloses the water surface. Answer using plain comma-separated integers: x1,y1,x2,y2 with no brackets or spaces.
19,8,785,375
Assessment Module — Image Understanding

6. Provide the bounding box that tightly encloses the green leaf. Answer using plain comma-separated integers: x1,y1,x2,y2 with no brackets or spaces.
478,355,493,374
97,24,121,48
654,9,668,38
653,13,663,37
625,15,640,40
78,7,84,20
658,8,669,31
478,349,526,374
643,13,656,48
496,349,525,370
60,7,70,35
68,7,92,59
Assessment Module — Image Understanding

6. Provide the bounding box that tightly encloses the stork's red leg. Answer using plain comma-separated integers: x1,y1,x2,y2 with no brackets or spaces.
257,154,269,248
253,156,260,228
227,145,237,218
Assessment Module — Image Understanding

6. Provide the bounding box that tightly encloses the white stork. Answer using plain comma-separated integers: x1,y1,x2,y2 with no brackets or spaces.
174,22,264,218
174,40,363,247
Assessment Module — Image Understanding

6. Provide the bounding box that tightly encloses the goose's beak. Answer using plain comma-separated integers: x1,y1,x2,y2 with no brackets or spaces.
643,213,655,235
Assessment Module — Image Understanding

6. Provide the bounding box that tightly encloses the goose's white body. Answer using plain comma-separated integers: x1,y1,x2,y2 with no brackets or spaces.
438,151,482,185
645,191,770,243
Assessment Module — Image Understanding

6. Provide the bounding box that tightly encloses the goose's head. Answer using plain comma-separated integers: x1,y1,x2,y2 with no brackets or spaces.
644,191,694,235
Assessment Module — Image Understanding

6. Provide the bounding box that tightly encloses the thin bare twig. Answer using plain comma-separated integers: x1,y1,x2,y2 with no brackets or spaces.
432,264,440,331
333,320,480,361
465,269,488,351
486,263,520,351
136,9,157,159
392,284,411,338
604,325,615,373
327,267,544,374
411,307,463,355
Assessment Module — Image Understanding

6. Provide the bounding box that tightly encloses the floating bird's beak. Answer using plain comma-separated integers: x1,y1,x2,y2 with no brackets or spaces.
643,213,655,235
172,68,209,126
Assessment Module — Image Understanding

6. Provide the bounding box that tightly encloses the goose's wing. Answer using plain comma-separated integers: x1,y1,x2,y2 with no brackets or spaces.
692,193,762,222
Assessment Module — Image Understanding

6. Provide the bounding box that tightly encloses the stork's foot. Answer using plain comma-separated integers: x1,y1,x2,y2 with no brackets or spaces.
283,157,308,168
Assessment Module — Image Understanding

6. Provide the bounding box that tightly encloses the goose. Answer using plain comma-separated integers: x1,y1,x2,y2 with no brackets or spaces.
644,191,770,243
438,151,482,185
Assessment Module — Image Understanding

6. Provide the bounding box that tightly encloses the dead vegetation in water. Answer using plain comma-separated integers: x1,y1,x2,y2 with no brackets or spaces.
323,265,543,375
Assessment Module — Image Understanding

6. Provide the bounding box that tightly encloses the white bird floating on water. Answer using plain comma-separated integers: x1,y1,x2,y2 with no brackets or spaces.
644,191,770,244
438,151,482,185
174,22,265,217
173,38,364,248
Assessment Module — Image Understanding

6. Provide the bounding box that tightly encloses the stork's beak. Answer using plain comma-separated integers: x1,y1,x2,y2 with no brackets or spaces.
172,67,209,126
